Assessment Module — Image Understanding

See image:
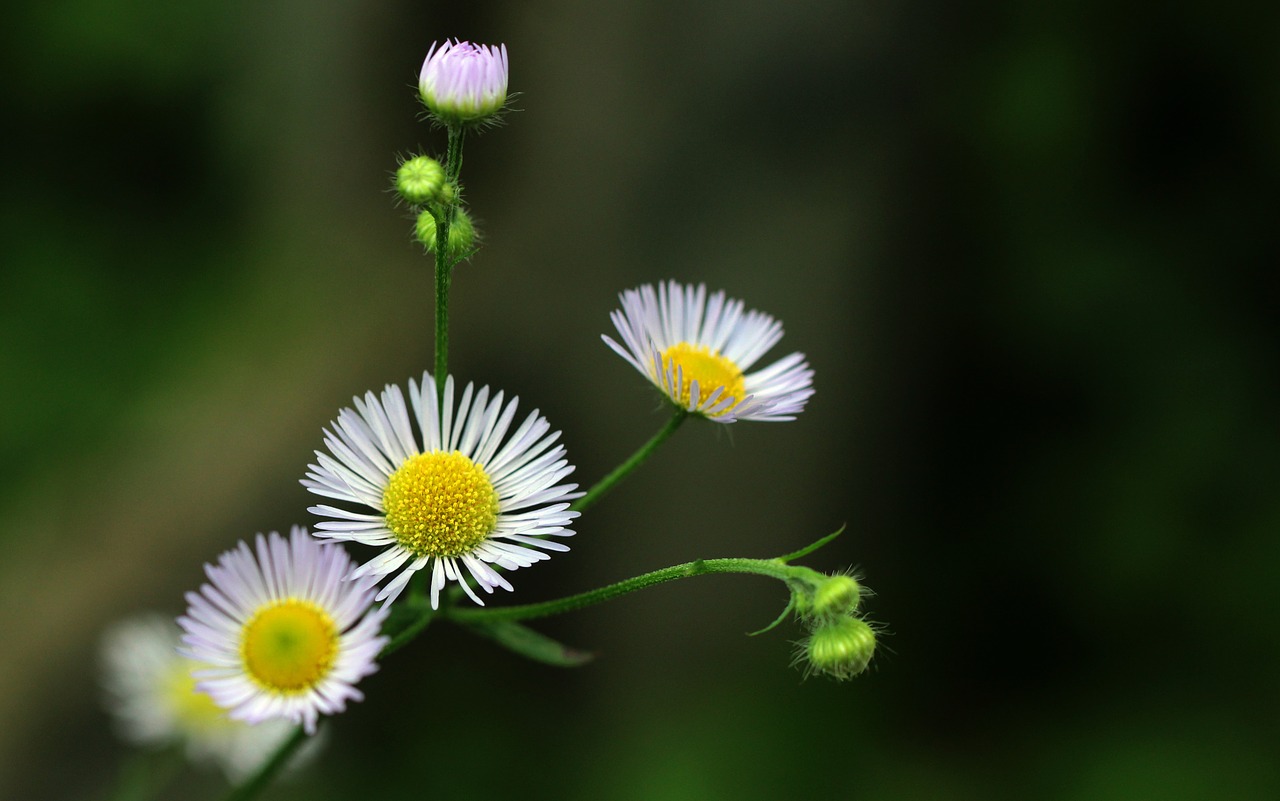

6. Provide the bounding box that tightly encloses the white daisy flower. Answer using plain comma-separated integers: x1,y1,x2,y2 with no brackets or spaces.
178,528,389,735
302,372,579,609
602,281,815,422
100,614,309,780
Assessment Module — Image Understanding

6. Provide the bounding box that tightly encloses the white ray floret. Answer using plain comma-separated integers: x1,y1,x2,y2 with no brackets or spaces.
303,372,579,609
178,528,389,735
603,280,815,422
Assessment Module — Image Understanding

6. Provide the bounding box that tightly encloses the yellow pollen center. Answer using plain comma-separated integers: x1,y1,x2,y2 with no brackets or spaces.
165,662,231,731
660,342,746,414
240,601,338,694
382,450,499,558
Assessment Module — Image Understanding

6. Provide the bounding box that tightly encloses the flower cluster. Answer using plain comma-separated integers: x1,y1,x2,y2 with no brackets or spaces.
101,40,878,796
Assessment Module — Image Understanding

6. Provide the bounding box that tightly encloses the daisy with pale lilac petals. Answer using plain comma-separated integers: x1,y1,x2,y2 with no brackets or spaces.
178,528,389,735
101,615,306,780
603,281,815,422
303,372,579,609
418,39,509,125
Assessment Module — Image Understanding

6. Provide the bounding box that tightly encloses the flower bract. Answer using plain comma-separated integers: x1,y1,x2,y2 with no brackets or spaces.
101,614,310,778
303,372,579,608
177,528,389,735
418,39,509,125
603,281,815,422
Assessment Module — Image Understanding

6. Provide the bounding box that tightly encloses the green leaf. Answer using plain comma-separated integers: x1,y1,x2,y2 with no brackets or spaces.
747,598,794,637
465,619,595,667
776,525,847,564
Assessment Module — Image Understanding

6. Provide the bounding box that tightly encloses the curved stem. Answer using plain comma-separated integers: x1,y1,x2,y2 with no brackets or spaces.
223,726,309,801
571,410,687,513
447,556,798,624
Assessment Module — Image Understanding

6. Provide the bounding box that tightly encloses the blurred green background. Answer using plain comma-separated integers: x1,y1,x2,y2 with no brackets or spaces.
3,1,1278,799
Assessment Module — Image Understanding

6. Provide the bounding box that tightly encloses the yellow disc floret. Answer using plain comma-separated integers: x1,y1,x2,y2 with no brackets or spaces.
241,601,338,694
165,661,231,730
659,342,746,413
382,450,499,558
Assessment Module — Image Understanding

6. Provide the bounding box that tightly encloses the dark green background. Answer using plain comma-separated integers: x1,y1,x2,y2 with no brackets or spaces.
2,1,1277,799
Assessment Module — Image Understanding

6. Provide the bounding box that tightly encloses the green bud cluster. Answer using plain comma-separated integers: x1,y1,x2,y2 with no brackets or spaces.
790,570,876,680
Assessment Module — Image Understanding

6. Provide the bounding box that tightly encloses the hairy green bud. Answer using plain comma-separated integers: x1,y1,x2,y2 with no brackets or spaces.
396,156,446,206
804,615,876,680
416,208,475,260
812,574,862,618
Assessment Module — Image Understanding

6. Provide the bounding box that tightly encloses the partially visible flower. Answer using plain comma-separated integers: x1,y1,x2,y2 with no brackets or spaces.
100,614,306,779
178,528,389,735
418,39,509,126
603,281,815,422
303,372,579,609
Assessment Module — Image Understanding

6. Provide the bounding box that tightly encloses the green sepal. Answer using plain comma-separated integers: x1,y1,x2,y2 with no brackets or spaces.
776,524,846,564
747,597,794,637
464,619,595,667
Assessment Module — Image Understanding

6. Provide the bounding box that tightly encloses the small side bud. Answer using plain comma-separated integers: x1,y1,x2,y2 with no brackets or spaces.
415,208,475,260
803,616,876,680
395,156,445,206
812,574,862,618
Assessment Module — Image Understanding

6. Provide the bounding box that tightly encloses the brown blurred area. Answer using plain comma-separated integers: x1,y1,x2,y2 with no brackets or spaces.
2,1,1278,799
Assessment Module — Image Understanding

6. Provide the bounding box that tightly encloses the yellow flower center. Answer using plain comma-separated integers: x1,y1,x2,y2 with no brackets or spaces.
165,661,231,731
241,601,338,694
383,450,499,558
659,343,746,414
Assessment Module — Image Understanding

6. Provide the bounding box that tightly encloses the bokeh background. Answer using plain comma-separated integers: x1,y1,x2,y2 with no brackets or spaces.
3,1,1278,799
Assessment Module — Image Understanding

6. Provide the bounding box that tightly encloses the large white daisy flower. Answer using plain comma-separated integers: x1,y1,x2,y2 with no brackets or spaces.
603,281,815,422
101,614,311,780
178,528,389,735
302,372,579,609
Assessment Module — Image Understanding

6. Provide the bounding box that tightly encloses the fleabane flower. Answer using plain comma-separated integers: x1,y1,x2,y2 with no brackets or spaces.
178,528,389,735
603,281,815,422
101,615,309,779
303,372,578,609
418,39,509,126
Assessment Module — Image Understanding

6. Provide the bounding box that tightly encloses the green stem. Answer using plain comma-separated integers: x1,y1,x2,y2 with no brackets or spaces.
434,124,466,402
571,410,687,513
380,602,436,658
447,556,798,624
223,725,309,801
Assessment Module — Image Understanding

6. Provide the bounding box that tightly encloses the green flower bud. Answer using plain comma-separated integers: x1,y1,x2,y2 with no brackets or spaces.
804,615,876,680
415,208,475,260
396,156,445,206
812,574,862,618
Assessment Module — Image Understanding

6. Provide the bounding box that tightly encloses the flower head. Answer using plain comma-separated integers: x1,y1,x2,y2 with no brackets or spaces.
603,281,815,422
303,372,579,609
101,614,308,779
178,528,389,735
418,39,509,126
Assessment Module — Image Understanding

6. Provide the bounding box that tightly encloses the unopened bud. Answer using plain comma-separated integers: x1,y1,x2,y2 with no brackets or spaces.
415,208,475,260
395,156,445,206
805,616,876,680
812,574,862,618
